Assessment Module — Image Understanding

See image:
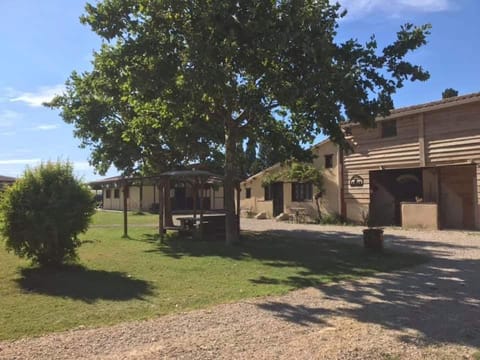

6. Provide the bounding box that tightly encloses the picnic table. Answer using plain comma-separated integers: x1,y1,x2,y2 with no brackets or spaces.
175,214,226,239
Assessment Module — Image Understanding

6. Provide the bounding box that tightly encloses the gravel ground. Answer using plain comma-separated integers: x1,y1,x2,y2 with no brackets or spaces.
1,219,480,360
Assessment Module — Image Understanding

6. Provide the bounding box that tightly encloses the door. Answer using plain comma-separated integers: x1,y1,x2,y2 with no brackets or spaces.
272,182,284,217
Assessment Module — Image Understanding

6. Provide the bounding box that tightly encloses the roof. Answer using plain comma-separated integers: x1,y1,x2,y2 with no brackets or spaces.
387,92,480,119
346,92,480,126
89,170,223,187
0,175,16,183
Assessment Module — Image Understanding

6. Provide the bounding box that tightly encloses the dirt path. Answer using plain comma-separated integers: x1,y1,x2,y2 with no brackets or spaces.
1,221,479,359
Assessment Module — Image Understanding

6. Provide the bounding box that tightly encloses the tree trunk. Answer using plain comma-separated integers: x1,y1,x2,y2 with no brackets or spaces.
164,179,174,227
315,197,322,223
139,179,143,213
224,123,239,245
236,182,241,234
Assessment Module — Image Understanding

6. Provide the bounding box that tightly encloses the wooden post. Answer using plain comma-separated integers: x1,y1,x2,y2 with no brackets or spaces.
165,178,174,227
158,181,164,241
199,180,204,239
139,179,143,213
122,182,129,238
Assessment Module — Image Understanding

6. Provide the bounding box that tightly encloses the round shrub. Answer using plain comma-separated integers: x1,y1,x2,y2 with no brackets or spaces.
0,162,96,266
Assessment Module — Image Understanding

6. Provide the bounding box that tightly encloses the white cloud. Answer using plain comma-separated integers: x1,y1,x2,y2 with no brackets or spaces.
31,124,59,131
0,109,22,127
338,0,453,19
72,161,92,171
0,131,16,136
10,84,65,107
0,159,41,165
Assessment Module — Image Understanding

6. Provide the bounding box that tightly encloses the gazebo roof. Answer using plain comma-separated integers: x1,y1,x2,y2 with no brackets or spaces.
160,170,223,182
88,170,223,188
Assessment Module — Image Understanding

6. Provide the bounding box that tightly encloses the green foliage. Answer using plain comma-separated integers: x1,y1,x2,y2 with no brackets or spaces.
317,212,344,225
442,88,459,99
48,0,431,243
262,162,324,191
0,162,95,266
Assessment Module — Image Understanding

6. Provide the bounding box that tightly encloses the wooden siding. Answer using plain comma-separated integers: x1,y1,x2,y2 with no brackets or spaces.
425,103,480,165
344,116,421,206
343,100,480,228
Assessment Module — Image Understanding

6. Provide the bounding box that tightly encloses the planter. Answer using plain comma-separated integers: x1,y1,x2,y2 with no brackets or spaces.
363,228,384,250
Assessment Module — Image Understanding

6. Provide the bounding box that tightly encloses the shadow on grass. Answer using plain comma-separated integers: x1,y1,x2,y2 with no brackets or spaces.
16,265,153,304
143,229,429,288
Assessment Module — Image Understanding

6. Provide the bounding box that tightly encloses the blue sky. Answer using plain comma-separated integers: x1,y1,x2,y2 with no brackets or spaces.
0,0,479,181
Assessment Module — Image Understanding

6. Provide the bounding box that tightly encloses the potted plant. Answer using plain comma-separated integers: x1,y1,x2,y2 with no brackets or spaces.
361,211,384,251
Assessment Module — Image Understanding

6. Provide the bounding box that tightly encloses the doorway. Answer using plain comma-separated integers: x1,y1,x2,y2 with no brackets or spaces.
272,182,284,217
370,168,423,226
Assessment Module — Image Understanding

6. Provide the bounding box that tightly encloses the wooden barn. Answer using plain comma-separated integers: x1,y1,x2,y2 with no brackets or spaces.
240,92,480,230
343,92,480,230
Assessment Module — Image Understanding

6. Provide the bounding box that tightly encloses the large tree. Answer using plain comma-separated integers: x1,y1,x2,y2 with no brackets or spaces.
50,0,430,245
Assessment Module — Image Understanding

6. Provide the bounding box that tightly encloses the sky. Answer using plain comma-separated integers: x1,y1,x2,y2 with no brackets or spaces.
0,0,479,181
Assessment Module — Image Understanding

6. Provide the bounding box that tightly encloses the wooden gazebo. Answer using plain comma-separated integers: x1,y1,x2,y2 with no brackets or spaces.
89,169,225,238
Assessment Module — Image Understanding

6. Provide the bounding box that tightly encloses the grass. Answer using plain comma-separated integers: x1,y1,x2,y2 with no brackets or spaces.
0,211,427,340
91,210,158,226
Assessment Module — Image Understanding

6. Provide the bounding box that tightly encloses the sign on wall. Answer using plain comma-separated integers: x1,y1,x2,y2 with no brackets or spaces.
349,175,364,187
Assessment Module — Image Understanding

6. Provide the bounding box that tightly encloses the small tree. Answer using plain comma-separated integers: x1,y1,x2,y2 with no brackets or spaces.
262,162,325,220
442,88,459,99
0,162,95,266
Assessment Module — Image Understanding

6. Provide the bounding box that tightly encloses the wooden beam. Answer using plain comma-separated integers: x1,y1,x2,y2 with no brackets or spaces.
158,182,164,240
122,182,129,238
419,113,426,167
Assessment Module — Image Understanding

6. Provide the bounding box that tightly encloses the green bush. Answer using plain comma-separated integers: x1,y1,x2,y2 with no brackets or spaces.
0,162,96,266
317,212,345,225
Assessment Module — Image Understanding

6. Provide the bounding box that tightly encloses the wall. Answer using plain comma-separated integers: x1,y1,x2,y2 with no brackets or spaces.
401,203,439,230
103,184,224,212
239,140,340,219
343,100,480,228
439,165,476,229
344,116,421,223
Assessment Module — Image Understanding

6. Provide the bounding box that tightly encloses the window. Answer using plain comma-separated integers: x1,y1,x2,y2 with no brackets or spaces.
264,185,272,201
114,189,120,199
105,189,111,199
324,154,333,169
292,182,313,202
381,120,397,138
245,188,251,199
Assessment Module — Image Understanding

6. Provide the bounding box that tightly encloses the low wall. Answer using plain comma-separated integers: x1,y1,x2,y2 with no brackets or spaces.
401,202,438,230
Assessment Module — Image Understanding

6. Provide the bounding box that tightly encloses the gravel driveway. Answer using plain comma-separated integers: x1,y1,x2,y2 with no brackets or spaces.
1,220,479,359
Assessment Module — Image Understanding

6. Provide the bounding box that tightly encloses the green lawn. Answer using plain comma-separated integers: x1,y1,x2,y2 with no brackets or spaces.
0,211,427,340
91,210,158,226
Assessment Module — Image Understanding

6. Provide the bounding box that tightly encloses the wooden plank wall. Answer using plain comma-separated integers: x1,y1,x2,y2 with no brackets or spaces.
343,101,480,226
344,117,421,221
425,102,480,165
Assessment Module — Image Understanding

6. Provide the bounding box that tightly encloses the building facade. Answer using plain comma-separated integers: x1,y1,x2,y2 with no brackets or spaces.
240,139,341,219
343,92,480,230
92,176,225,212
240,92,480,230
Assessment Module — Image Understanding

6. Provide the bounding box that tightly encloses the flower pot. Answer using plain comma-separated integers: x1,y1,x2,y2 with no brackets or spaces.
363,228,384,250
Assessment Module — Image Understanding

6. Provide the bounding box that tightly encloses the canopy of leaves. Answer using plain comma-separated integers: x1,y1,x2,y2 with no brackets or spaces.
0,162,95,266
49,0,431,174
48,0,431,243
262,162,324,191
442,88,459,99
